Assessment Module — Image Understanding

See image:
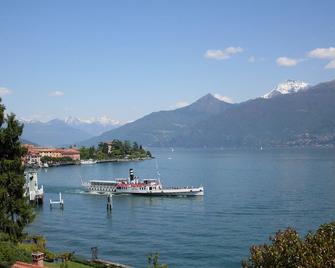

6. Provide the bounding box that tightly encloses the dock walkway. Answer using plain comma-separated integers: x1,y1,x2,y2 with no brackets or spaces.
93,259,133,268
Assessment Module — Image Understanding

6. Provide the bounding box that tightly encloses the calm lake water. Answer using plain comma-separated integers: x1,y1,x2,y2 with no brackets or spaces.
27,148,335,268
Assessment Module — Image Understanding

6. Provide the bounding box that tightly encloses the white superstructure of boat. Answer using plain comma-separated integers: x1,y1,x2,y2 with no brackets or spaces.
80,159,97,165
82,169,204,196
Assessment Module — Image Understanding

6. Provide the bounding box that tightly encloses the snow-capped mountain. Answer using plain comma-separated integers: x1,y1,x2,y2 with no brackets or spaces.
263,80,309,99
64,116,121,127
19,116,123,146
20,118,93,146
64,116,122,136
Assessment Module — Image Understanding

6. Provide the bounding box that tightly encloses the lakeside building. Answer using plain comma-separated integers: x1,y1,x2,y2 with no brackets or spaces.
24,144,80,166
106,141,113,154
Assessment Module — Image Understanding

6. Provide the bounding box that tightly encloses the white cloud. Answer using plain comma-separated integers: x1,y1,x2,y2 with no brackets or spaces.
214,93,234,103
174,101,189,108
204,46,244,60
248,56,256,63
308,47,335,69
308,47,335,59
325,59,335,69
49,90,64,97
276,57,300,67
0,87,13,96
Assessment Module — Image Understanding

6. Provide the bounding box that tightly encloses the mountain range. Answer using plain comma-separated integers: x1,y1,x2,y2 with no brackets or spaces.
80,79,335,148
20,117,121,146
80,93,232,146
63,116,121,136
21,79,335,148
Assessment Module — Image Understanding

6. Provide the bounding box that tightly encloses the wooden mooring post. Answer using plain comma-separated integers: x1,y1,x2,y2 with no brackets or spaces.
107,194,113,212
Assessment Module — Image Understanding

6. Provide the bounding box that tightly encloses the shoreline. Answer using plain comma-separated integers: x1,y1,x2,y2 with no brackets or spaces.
25,157,153,169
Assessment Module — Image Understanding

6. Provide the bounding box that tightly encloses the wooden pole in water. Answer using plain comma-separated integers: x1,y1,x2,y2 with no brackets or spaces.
60,192,64,209
107,194,112,212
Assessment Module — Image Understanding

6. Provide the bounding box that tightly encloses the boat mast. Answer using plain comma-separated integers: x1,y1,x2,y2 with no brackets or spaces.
155,159,161,184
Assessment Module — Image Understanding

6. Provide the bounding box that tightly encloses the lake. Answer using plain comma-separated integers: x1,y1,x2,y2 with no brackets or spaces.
27,148,335,267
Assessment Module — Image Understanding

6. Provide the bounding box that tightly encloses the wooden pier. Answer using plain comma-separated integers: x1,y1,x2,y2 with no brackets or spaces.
49,192,64,209
93,259,133,268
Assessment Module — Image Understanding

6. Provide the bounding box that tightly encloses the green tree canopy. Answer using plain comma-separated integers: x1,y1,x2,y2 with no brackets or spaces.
242,222,335,268
80,139,152,160
0,98,35,242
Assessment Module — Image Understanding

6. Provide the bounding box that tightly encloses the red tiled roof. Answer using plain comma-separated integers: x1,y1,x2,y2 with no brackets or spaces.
26,146,80,155
12,261,45,268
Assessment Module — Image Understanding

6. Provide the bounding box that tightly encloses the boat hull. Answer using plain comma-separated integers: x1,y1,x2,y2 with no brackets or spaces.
118,187,204,196
84,187,204,196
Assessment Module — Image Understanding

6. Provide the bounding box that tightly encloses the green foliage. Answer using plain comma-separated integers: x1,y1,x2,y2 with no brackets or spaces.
242,222,335,268
18,235,56,261
45,260,94,268
79,146,96,160
147,253,168,268
0,98,35,242
69,257,106,268
80,140,152,160
0,241,31,267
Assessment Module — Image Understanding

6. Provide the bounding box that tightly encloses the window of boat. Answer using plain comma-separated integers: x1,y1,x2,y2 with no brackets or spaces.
149,187,152,190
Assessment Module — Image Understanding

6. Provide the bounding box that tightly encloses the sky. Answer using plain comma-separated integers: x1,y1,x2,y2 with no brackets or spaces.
0,0,334,123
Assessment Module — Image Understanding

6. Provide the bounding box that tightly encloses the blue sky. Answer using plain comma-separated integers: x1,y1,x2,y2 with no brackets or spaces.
0,0,334,122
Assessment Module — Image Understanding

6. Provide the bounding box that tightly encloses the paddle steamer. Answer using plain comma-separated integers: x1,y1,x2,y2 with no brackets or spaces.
82,169,204,196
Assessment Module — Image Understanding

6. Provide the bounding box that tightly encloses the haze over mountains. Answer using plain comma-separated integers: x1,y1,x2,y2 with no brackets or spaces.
20,117,121,146
21,79,335,148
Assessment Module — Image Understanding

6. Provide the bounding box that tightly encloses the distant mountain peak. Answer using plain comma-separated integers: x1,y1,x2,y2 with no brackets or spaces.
204,93,216,98
181,93,232,115
263,80,309,99
195,93,217,103
64,116,121,126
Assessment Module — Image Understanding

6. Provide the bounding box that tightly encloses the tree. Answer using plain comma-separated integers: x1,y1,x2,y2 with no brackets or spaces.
147,253,168,268
123,140,131,155
133,142,139,151
242,222,335,268
0,98,35,242
88,146,95,159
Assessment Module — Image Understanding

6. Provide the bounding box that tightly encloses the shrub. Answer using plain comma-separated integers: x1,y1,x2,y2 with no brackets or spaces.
0,241,31,267
242,222,335,267
147,253,168,268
